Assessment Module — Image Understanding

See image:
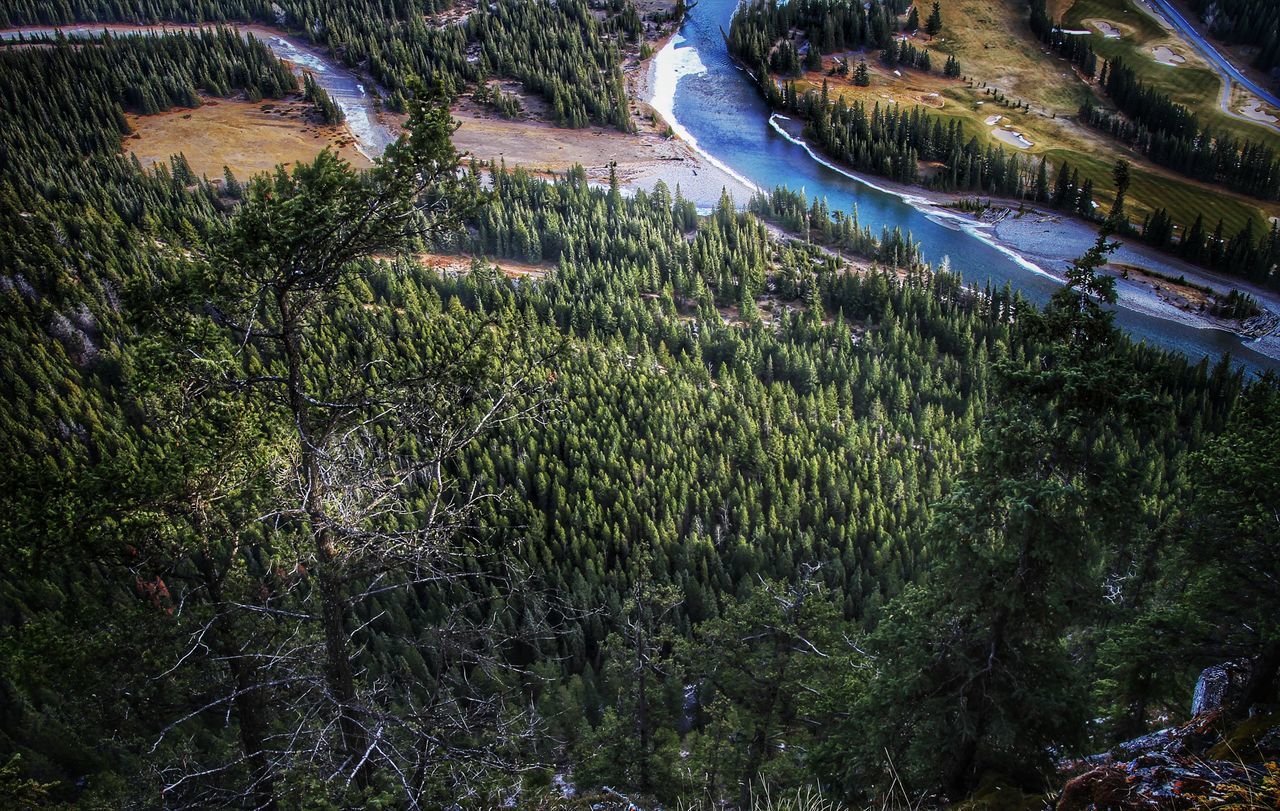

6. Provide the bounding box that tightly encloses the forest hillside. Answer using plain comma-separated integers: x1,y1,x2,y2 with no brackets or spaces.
0,9,1277,810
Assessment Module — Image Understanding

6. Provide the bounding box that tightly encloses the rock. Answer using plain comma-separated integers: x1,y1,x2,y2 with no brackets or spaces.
1113,726,1179,757
1191,659,1253,717
1057,751,1255,810
1056,683,1280,810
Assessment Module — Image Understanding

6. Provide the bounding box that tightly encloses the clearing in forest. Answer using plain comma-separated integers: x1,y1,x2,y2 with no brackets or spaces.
125,97,369,181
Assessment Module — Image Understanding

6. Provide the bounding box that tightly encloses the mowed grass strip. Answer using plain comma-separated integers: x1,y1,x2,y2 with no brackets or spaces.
1041,147,1271,234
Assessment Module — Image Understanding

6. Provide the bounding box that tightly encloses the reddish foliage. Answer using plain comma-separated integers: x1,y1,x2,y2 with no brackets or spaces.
134,574,174,614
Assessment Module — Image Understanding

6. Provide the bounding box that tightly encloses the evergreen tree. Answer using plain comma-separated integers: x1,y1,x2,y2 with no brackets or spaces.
854,59,871,86
1108,158,1131,231
1178,379,1280,711
819,236,1151,799
926,1,943,35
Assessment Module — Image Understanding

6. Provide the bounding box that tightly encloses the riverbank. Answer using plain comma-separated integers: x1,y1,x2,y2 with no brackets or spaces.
839,163,1280,360
979,206,1280,358
637,20,1280,360
393,10,755,207
645,32,761,205
1,23,395,160
448,94,752,208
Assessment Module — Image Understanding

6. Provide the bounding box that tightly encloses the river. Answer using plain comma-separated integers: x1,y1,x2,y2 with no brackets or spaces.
5,18,1277,372
659,0,1280,374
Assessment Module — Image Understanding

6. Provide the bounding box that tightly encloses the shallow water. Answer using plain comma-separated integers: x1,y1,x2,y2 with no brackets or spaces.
663,0,1279,374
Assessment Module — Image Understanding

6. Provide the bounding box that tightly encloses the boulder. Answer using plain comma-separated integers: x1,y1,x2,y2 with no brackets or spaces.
1191,658,1254,717
1056,700,1280,809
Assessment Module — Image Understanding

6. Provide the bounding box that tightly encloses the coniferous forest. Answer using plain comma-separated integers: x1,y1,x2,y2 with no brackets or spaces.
2,0,634,129
1188,0,1280,73
1,9,1279,811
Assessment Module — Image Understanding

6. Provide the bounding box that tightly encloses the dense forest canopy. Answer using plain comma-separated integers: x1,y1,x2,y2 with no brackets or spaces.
2,0,637,129
0,14,1278,811
1189,0,1280,73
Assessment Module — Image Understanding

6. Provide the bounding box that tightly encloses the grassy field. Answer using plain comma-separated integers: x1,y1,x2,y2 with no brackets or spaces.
934,0,1094,111
800,48,1273,235
126,98,369,180
1038,146,1268,234
1061,0,1280,149
896,0,1280,235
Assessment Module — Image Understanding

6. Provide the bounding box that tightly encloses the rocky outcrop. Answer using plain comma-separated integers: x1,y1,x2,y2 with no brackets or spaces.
1191,658,1254,717
1057,711,1259,810
1056,660,1280,810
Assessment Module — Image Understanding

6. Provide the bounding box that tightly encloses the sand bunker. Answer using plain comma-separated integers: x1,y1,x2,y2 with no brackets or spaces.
991,127,1034,149
1240,100,1279,123
1152,45,1185,66
1090,20,1122,38
984,114,1003,126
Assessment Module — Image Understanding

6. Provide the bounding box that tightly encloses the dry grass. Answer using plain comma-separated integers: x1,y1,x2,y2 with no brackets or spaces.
414,252,554,281
451,107,655,175
125,97,369,180
933,0,1093,110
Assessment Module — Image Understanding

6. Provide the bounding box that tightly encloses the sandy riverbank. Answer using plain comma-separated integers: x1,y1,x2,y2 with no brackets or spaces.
446,18,755,209
450,106,751,209
979,207,1280,359
442,71,754,207
642,32,760,205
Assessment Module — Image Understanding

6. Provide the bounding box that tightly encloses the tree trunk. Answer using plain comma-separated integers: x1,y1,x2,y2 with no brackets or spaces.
947,542,1025,799
201,558,277,809
277,290,369,787
738,633,789,811
635,621,650,794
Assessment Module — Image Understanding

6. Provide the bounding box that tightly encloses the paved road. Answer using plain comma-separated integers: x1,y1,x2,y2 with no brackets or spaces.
1143,0,1280,113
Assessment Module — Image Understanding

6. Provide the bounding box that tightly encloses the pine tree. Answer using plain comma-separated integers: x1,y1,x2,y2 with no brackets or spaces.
854,59,871,86
824,237,1146,799
1178,379,1280,715
1034,157,1049,202
1077,177,1095,217
805,43,824,72
1108,159,1131,231
926,1,943,35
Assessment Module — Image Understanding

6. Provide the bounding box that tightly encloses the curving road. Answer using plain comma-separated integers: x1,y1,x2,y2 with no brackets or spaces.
1142,0,1280,116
